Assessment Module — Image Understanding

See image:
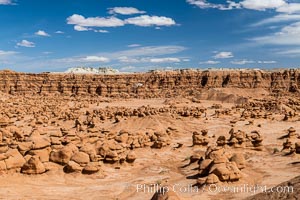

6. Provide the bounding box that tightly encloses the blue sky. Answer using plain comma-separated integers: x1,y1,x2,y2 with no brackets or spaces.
1,0,300,72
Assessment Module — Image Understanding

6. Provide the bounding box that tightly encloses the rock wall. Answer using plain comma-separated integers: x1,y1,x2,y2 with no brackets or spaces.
0,69,299,97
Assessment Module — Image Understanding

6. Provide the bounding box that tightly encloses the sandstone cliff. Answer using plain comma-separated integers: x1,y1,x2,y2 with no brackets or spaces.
0,69,299,97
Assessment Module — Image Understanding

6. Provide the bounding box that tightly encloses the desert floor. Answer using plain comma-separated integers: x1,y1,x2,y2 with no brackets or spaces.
0,97,299,200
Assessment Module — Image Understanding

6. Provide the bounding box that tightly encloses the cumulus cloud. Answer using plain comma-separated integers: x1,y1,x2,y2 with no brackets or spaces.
35,30,50,37
213,51,234,59
231,59,255,65
187,0,300,13
74,25,90,31
186,0,240,10
55,31,64,34
199,60,220,64
277,3,300,14
240,0,285,11
125,15,176,27
17,40,35,48
67,14,125,28
108,7,146,15
67,14,176,31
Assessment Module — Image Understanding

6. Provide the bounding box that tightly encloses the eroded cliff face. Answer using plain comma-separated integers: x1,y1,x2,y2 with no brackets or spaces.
0,69,299,97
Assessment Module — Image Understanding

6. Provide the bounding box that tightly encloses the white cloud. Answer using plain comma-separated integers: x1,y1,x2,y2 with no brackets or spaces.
67,14,125,28
277,3,300,14
187,0,218,9
125,15,176,27
82,56,110,62
74,25,90,31
186,0,240,10
36,45,186,71
240,0,285,11
252,14,300,26
149,57,181,63
114,45,186,57
231,59,255,65
73,25,109,33
213,51,234,59
94,29,109,33
67,14,176,30
252,21,300,45
108,7,146,15
0,50,17,56
55,31,64,34
276,48,300,56
187,0,300,13
128,44,141,48
118,56,181,63
199,60,220,64
57,56,110,63
119,66,137,72
118,56,140,63
0,0,14,5
257,60,277,64
17,40,35,48
35,30,50,37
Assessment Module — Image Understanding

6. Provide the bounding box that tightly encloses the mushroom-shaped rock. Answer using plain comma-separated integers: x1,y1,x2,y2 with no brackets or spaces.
71,152,90,165
126,151,136,163
216,136,226,147
50,147,74,165
82,163,100,174
205,173,220,184
21,156,46,174
63,161,82,173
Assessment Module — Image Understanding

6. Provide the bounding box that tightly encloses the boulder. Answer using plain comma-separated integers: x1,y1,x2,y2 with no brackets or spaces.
27,147,51,162
21,156,46,174
63,161,82,173
50,148,73,165
82,163,100,174
205,173,220,184
71,152,90,165
4,149,26,170
126,151,136,163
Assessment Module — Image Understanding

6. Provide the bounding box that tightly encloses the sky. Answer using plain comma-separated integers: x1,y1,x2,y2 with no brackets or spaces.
1,0,300,72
